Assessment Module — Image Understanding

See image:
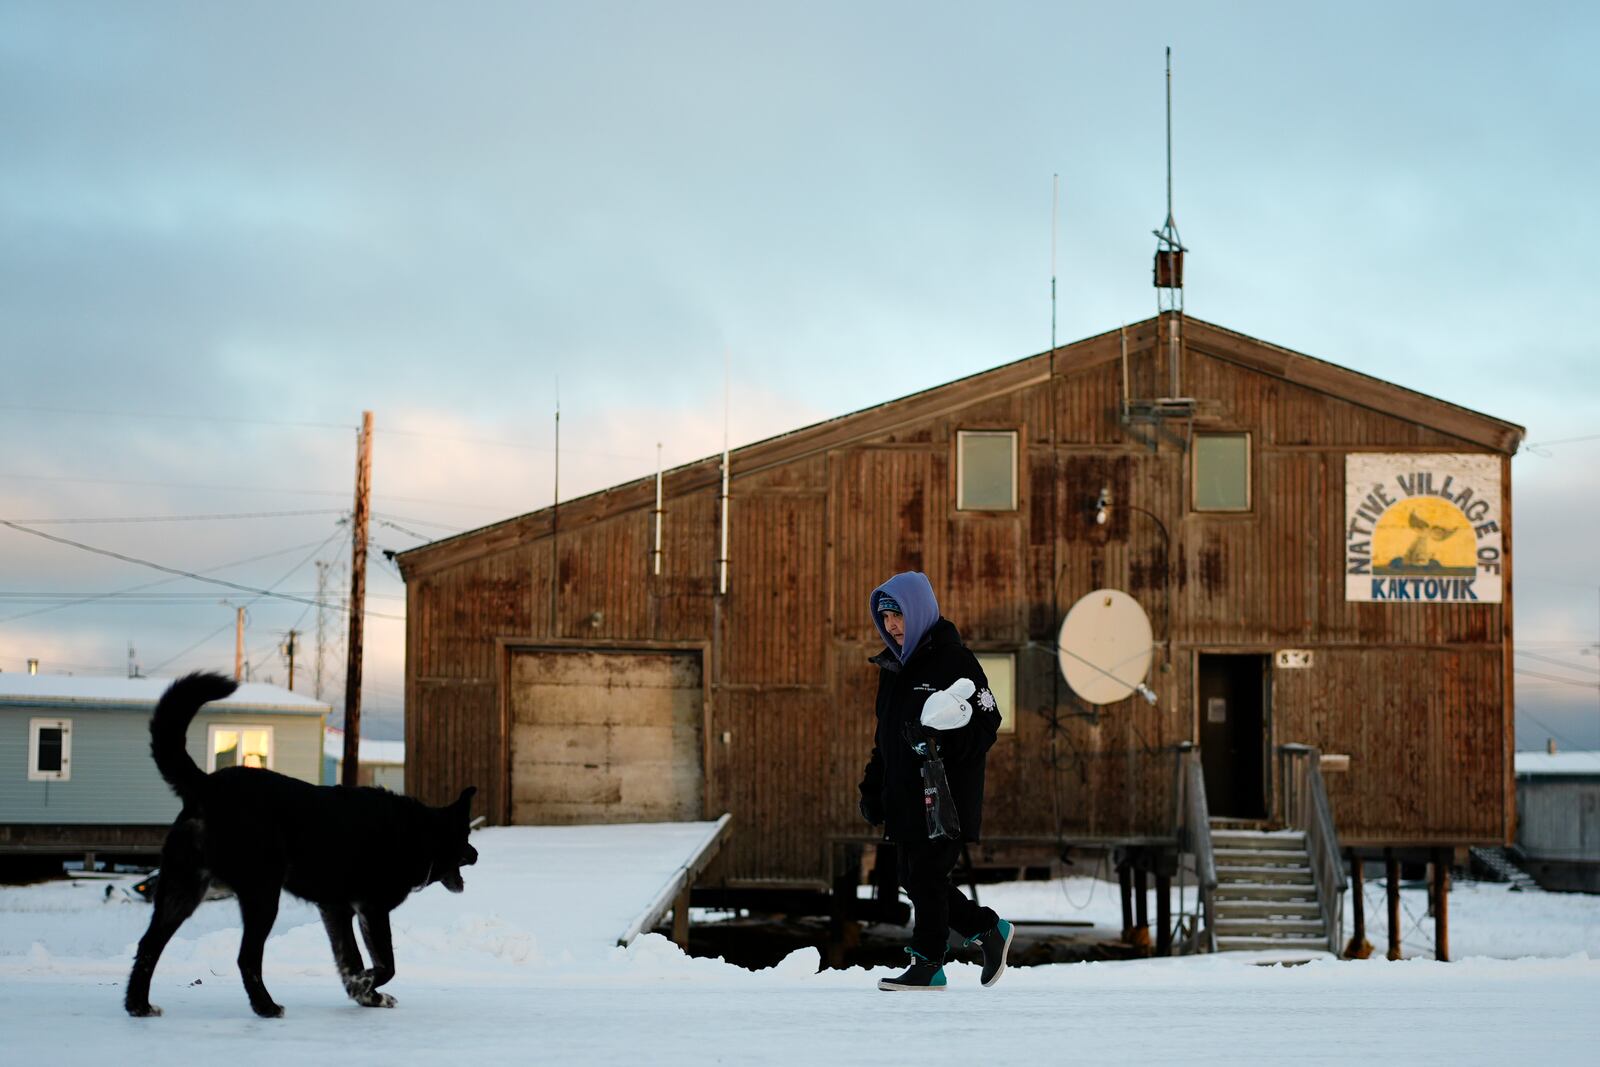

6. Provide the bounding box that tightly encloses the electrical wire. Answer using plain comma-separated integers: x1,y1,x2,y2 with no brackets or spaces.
0,509,346,525
0,537,338,625
0,520,403,620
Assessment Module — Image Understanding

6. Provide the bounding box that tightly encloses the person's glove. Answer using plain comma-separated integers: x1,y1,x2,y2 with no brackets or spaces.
920,678,975,730
859,794,884,826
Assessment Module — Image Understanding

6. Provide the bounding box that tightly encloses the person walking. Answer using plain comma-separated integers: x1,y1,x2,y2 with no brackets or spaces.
858,570,1013,991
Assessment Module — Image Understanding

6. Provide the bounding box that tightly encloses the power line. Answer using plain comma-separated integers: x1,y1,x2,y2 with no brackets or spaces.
1514,668,1600,691
0,509,346,525
0,472,511,512
0,537,337,625
0,403,354,431
1518,711,1600,757
1516,649,1598,675
0,520,403,620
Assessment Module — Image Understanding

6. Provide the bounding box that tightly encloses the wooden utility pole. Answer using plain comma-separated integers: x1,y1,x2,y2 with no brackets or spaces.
341,411,373,788
283,630,299,692
234,606,245,681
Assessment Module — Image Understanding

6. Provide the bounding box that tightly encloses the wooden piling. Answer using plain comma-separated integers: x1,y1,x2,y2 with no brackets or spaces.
1118,863,1135,944
1433,848,1450,962
1155,874,1172,956
1385,848,1402,961
1344,854,1373,959
1132,865,1152,952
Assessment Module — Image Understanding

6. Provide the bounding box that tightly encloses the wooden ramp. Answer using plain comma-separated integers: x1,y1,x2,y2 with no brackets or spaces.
437,816,730,957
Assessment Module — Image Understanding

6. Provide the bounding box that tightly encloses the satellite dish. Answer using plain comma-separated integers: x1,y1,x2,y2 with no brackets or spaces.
1058,588,1156,705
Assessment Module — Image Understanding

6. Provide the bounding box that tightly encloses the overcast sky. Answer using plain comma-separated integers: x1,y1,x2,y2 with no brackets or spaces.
2,1,1596,748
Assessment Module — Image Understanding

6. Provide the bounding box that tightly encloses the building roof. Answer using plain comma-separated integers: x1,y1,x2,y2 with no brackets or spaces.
1514,751,1600,778
397,314,1526,579
0,674,329,716
323,726,405,765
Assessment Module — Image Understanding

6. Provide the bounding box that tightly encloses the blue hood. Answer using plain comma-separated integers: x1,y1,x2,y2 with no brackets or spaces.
870,571,940,664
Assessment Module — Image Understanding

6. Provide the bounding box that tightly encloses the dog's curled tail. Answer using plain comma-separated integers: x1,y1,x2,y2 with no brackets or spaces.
150,672,238,800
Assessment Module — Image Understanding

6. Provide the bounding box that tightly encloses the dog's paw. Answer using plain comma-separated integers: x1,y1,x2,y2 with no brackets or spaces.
356,991,397,1009
126,1002,163,1018
251,1000,285,1019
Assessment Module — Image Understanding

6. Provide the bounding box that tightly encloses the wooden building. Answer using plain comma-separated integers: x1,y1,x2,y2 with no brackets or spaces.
396,314,1523,912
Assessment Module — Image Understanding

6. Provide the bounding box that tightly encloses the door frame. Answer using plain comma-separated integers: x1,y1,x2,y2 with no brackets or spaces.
496,637,713,825
1191,648,1275,821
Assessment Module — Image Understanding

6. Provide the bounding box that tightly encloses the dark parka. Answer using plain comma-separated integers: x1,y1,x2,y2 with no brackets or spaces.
858,618,1001,843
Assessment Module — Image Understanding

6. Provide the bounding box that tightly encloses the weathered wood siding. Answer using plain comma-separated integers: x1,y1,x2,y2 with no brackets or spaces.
402,316,1518,882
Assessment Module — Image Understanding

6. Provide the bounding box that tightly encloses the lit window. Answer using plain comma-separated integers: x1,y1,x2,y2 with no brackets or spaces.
1193,433,1250,511
957,431,1018,511
974,653,1016,735
208,725,274,771
28,718,72,781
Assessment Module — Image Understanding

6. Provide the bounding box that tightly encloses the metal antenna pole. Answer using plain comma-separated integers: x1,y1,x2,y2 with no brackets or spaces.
1051,173,1059,354
1166,46,1174,227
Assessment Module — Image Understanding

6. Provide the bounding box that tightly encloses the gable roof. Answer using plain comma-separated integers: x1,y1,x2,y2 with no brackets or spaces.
398,314,1524,578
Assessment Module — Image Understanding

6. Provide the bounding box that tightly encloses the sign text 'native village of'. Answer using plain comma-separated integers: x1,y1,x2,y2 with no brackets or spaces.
1345,453,1504,603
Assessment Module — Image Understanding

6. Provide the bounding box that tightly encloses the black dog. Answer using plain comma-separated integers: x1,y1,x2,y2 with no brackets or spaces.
125,672,478,1018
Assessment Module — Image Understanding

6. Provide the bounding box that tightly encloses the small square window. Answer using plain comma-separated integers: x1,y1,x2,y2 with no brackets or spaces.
208,724,274,771
28,718,72,781
1193,433,1250,511
974,653,1016,735
957,431,1018,511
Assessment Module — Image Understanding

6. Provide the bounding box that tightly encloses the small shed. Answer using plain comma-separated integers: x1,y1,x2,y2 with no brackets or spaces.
323,727,405,791
0,675,327,860
1514,750,1600,893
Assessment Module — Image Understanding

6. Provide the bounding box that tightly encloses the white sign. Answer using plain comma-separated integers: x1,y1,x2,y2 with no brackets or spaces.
1344,453,1503,603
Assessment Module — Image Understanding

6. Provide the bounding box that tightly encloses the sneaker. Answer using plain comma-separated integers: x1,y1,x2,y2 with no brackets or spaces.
877,948,947,991
967,919,1014,987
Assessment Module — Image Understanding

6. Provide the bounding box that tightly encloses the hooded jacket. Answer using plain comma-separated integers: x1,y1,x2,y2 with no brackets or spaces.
859,573,1001,843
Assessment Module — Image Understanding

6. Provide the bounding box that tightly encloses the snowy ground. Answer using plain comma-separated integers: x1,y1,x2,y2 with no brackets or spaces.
2,828,1598,1064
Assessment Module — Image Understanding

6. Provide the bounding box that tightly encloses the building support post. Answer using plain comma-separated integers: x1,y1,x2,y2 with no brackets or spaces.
1118,862,1135,944
671,883,692,950
1345,854,1373,959
1133,864,1152,953
1385,848,1403,960
1155,873,1172,956
1433,848,1450,962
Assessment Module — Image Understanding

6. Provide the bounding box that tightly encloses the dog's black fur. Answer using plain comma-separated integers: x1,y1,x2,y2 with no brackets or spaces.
125,672,478,1018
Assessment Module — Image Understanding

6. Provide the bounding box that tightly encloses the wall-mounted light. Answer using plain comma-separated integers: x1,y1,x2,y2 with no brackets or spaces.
1095,486,1111,525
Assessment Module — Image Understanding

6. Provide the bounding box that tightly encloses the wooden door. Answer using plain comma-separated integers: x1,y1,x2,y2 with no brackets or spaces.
508,649,704,824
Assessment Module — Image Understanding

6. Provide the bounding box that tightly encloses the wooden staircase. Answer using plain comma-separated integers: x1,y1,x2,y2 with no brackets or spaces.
1210,821,1332,952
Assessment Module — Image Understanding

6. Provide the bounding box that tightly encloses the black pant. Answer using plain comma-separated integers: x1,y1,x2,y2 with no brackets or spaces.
896,840,998,962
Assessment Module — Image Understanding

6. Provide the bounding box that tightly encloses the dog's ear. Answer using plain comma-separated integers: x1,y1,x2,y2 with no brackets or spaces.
454,786,477,811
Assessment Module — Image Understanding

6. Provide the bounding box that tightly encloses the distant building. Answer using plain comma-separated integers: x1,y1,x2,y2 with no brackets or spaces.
1515,750,1600,893
0,675,327,860
322,727,405,791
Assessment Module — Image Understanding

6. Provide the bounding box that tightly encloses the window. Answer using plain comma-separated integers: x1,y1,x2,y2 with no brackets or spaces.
957,431,1018,511
974,653,1016,735
28,718,72,781
1193,433,1250,511
207,724,274,771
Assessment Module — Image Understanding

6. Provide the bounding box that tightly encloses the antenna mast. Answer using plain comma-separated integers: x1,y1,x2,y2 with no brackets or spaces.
1153,45,1187,399
1051,173,1059,354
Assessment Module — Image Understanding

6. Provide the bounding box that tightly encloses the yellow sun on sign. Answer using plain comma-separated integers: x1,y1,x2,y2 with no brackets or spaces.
1373,497,1476,576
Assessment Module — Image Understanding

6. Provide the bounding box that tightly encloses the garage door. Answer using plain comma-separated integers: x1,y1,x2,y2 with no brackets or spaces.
508,649,704,825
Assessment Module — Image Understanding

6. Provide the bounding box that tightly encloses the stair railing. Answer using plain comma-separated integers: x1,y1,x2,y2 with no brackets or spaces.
1174,742,1217,953
1277,743,1346,956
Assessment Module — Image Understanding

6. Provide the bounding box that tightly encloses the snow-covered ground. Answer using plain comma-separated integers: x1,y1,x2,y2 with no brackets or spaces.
2,828,1598,1064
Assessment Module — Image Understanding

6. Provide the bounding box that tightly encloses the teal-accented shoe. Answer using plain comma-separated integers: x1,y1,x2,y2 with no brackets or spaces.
877,948,947,991
965,918,1014,987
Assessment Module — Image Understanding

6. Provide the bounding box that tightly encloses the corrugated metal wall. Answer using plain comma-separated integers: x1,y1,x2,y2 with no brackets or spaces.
403,320,1515,882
